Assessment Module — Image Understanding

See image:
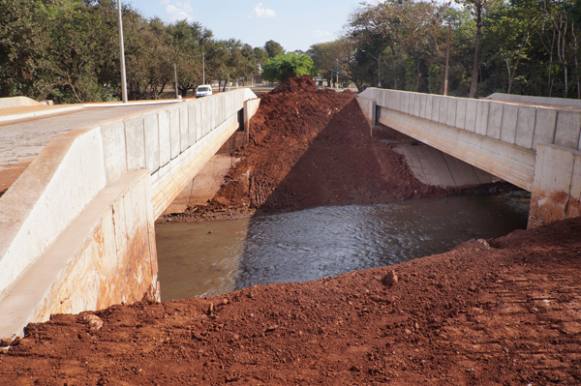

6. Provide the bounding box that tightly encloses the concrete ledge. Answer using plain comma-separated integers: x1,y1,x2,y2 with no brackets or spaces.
0,105,84,124
0,96,42,109
487,93,581,110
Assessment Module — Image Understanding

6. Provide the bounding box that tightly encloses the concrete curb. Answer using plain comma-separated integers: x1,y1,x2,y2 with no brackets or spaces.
0,105,84,124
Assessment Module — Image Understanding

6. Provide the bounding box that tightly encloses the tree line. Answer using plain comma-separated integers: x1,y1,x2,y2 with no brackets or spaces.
3,0,580,102
0,0,287,102
310,0,581,98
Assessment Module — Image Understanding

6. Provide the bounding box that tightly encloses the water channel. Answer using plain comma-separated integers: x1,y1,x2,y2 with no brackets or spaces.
156,192,529,301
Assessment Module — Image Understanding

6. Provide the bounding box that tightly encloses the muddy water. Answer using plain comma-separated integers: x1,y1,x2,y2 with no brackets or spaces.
156,193,529,301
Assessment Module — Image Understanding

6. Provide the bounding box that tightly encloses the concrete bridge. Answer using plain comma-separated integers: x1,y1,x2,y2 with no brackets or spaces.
2,85,580,340
0,90,260,339
358,88,581,229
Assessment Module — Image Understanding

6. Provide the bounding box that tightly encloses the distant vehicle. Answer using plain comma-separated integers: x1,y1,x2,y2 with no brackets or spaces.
195,85,213,98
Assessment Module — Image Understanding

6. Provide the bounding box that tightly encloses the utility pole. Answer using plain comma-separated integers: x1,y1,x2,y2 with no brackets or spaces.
336,58,340,89
202,51,206,85
377,54,382,88
117,0,128,103
174,63,179,99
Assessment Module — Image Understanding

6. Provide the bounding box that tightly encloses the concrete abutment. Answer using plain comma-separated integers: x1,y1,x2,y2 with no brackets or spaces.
529,145,581,228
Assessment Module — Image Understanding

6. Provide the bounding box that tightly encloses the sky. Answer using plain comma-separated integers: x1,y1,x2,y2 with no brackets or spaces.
124,0,372,51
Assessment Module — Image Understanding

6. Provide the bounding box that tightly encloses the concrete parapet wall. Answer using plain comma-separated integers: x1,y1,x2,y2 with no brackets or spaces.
487,93,581,109
0,97,41,109
0,128,108,298
0,89,258,338
360,88,581,154
150,114,240,218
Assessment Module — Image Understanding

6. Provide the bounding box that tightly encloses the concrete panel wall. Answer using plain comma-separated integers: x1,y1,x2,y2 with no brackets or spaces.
487,102,503,139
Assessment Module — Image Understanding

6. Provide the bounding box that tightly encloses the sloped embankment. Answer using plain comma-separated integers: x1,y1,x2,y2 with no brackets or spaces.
191,77,443,215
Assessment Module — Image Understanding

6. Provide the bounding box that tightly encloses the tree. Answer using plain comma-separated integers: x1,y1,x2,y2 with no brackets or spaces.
264,40,284,58
167,21,209,97
262,53,315,82
309,39,354,87
463,0,490,97
349,0,450,92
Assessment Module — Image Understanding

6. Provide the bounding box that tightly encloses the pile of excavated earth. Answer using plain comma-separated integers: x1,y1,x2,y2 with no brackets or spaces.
170,76,447,223
1,78,580,385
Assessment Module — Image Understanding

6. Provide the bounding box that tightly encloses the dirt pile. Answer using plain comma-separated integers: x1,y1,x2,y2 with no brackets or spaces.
2,218,580,385
202,77,440,213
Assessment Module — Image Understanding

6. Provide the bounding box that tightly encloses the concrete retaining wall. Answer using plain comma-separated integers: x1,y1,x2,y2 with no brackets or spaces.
0,89,258,339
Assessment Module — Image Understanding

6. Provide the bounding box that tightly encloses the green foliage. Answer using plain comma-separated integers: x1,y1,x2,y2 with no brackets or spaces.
0,0,279,102
309,39,354,87
341,0,581,98
262,52,315,82
264,40,284,58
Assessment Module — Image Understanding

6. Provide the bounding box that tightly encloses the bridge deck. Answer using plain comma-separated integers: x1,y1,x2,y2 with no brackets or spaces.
0,103,180,193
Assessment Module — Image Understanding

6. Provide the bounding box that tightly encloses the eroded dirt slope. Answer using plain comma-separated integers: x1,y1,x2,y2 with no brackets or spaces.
1,218,580,385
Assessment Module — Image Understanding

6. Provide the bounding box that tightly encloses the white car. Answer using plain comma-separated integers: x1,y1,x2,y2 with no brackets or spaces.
195,85,213,98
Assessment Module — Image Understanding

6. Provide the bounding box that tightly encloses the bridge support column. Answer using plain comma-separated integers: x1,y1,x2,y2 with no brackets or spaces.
529,144,581,228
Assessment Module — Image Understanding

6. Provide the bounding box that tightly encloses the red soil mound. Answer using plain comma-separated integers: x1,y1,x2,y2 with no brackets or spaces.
2,218,580,385
271,75,318,94
210,78,441,211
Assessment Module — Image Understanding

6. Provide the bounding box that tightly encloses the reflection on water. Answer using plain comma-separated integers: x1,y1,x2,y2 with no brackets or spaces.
156,193,529,301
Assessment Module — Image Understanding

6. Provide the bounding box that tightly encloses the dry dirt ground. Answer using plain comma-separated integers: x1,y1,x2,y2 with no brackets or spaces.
1,218,580,385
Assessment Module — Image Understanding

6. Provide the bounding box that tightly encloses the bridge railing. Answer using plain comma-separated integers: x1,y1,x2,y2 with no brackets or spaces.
360,88,581,153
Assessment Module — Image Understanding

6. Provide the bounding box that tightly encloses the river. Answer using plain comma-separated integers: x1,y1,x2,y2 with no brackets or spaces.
156,192,529,301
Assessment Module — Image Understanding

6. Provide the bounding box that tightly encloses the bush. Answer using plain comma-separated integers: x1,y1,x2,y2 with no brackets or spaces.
262,53,315,82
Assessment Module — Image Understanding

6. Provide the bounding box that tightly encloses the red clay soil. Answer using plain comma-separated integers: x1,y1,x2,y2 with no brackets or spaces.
1,218,580,385
205,77,442,213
